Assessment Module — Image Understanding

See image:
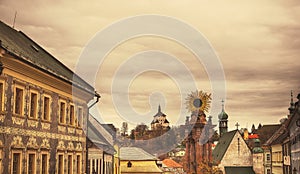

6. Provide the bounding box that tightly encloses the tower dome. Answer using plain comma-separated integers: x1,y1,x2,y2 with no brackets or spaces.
219,100,228,137
218,110,228,120
252,139,264,153
218,100,228,120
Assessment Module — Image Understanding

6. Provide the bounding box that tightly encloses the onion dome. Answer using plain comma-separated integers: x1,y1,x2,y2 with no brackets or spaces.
218,100,228,120
252,139,264,153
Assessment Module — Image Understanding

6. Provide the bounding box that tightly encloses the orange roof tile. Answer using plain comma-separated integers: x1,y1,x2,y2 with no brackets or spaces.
162,159,183,168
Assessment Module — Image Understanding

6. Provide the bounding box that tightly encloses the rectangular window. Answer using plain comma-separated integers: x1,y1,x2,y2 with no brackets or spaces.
266,153,271,161
68,155,73,174
92,159,95,174
43,96,50,121
58,154,64,174
29,92,38,118
0,82,3,111
41,154,48,174
12,152,21,174
69,105,75,126
59,101,66,124
77,107,83,127
28,153,36,174
96,159,99,174
267,169,271,174
14,87,23,115
76,155,81,174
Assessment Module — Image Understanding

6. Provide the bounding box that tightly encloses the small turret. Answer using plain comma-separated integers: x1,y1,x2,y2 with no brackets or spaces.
288,90,295,117
219,100,228,137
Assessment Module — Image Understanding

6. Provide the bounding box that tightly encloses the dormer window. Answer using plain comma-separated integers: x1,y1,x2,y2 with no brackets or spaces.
127,161,132,168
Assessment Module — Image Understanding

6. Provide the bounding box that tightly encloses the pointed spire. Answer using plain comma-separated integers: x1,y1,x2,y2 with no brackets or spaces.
288,90,295,116
221,99,225,111
158,104,161,113
218,99,228,120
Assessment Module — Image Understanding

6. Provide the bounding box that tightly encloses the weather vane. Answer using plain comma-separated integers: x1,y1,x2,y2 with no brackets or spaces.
185,90,212,113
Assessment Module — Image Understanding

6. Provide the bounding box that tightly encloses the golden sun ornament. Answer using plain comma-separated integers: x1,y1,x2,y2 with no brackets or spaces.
185,90,212,113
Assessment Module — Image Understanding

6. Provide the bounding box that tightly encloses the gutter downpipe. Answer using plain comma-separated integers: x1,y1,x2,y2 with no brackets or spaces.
86,91,101,174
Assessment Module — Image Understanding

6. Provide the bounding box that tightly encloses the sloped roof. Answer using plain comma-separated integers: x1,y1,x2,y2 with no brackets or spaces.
120,161,162,173
252,124,281,144
88,115,114,154
264,123,289,146
225,166,255,174
151,105,169,125
0,21,93,94
212,130,237,163
120,147,157,161
162,159,182,168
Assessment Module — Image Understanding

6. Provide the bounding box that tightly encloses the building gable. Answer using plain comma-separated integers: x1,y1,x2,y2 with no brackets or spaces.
221,130,252,167
213,130,252,167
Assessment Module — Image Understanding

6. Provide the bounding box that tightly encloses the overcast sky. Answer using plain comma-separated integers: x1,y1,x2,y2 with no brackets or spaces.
1,0,299,131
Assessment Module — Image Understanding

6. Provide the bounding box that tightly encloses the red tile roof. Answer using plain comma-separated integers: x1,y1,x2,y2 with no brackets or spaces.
162,159,183,168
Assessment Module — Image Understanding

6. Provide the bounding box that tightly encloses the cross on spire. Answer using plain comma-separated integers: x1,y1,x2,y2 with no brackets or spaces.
291,90,294,105
289,90,295,115
235,122,240,130
221,99,224,111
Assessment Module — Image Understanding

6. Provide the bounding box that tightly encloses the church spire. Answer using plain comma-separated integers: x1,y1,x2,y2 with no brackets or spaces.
288,90,295,116
221,99,225,111
158,104,161,113
219,99,228,137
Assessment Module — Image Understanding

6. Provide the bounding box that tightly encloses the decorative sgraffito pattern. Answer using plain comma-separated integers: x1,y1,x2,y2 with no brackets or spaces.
58,125,66,133
12,116,25,126
57,141,66,150
0,126,85,142
40,138,50,149
75,143,83,151
67,142,74,151
27,137,39,149
27,119,39,128
41,122,50,130
11,136,24,148
0,114,5,122
68,127,75,134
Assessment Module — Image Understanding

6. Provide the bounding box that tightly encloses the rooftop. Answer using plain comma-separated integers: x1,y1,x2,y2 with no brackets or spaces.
0,21,93,94
120,147,157,161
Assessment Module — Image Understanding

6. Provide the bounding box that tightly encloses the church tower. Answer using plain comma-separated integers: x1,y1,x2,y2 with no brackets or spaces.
218,100,228,137
183,90,214,174
288,90,295,117
150,105,170,130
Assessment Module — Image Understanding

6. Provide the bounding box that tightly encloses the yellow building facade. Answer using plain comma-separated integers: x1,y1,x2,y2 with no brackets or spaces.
0,21,95,173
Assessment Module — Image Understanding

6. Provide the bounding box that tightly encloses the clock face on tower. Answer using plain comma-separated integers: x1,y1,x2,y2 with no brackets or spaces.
185,90,211,113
